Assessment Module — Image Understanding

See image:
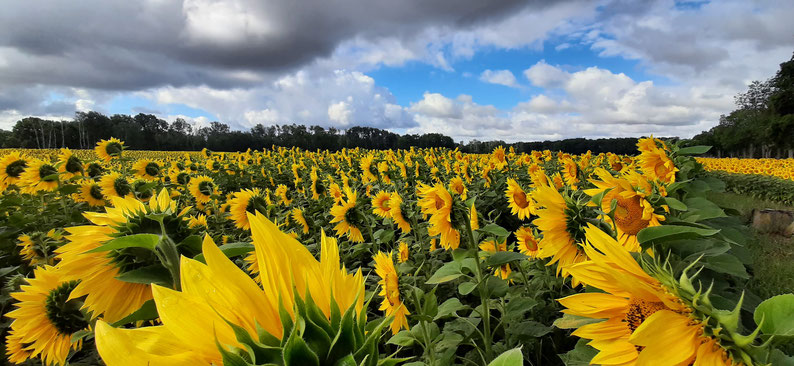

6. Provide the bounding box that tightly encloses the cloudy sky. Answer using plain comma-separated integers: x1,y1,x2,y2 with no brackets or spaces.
1,0,792,142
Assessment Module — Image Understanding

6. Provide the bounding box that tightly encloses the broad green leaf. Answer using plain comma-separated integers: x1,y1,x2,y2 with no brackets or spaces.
386,330,416,347
552,313,603,329
193,242,254,263
86,233,160,253
754,294,794,339
458,281,477,295
677,145,711,155
478,223,510,238
115,264,173,286
637,225,719,244
663,197,687,211
111,299,159,326
434,298,467,320
485,251,527,267
426,261,463,284
558,339,598,366
488,347,523,366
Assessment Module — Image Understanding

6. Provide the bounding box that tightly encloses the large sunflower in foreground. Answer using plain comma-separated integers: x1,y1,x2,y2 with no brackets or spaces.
95,213,365,365
330,186,365,242
505,178,534,220
94,137,124,162
228,188,268,230
55,189,195,322
5,266,90,366
374,251,410,335
559,225,737,365
0,151,28,191
20,159,59,194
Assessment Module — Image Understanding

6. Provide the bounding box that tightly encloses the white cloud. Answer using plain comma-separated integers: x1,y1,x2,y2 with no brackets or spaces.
524,60,570,88
328,100,353,125
479,69,519,88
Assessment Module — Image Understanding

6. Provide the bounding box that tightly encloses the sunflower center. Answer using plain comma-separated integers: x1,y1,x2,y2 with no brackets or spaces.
521,235,538,251
145,162,160,177
379,198,392,212
612,196,649,235
512,191,529,209
433,195,445,210
198,181,214,196
86,163,103,177
6,160,27,178
45,281,88,335
624,298,666,333
176,172,190,185
65,156,82,173
134,181,153,200
89,185,104,200
114,178,131,197
105,142,123,156
39,164,58,181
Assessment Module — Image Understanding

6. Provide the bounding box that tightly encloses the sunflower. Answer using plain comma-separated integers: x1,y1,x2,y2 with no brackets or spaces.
398,241,409,263
168,168,191,186
531,181,588,282
94,137,124,162
559,225,737,365
17,232,59,266
505,178,534,220
418,184,460,250
57,148,83,179
131,159,162,181
584,168,663,251
637,138,678,184
18,159,59,194
374,251,410,335
80,180,105,207
330,187,365,243
188,175,215,204
55,189,195,322
84,161,104,178
389,192,412,233
360,154,378,183
274,183,292,206
228,188,268,230
0,152,28,191
99,172,133,199
310,167,325,199
479,239,512,280
291,207,309,234
514,226,539,258
372,191,393,218
5,266,89,366
186,214,207,229
562,157,578,188
448,176,467,200
94,213,365,364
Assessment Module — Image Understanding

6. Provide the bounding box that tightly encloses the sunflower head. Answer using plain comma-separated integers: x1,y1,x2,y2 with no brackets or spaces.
99,172,132,199
0,152,28,185
84,161,104,178
79,181,106,207
229,188,269,230
95,137,125,162
374,251,410,335
188,175,215,204
17,231,61,266
57,148,83,179
371,191,392,218
132,159,161,180
20,159,59,193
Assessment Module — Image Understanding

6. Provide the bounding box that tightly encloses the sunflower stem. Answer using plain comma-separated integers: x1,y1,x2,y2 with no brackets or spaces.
463,215,493,363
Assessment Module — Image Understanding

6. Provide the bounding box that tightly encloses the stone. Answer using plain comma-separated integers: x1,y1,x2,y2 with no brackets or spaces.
751,209,794,234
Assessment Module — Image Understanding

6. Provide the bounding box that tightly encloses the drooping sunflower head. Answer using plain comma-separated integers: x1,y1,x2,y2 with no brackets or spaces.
132,159,162,181
274,183,292,206
371,191,392,218
95,137,124,162
84,161,104,178
79,180,106,207
290,207,310,234
374,251,410,335
329,187,365,242
6,266,90,366
99,172,132,199
389,192,412,233
188,175,215,204
168,168,191,186
57,148,83,179
20,159,59,194
229,188,269,230
17,231,61,266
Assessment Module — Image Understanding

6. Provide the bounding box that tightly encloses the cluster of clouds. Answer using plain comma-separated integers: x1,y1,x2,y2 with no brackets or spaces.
1,0,792,141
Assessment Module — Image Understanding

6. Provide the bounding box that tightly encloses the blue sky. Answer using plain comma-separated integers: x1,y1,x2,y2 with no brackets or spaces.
1,0,792,141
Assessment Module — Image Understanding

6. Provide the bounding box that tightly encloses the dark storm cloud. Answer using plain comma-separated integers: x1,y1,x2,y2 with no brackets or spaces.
0,0,541,91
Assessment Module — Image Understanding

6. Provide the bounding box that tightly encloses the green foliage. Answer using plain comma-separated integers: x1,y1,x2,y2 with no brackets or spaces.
706,171,794,205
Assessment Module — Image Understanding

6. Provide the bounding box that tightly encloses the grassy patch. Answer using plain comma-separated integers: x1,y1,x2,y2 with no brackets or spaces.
707,192,794,299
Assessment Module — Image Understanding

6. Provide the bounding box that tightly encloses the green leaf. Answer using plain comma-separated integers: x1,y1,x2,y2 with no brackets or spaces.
479,223,510,238
552,313,603,330
458,281,477,295
86,233,160,253
663,197,687,211
677,145,711,155
486,276,508,298
702,254,749,279
637,225,719,244
59,184,80,195
0,266,19,278
511,320,551,337
193,242,254,263
558,339,598,366
434,298,467,320
754,294,794,339
115,264,173,286
70,329,93,343
485,251,527,267
426,261,463,284
386,330,416,347
178,235,203,254
487,347,523,366
283,320,320,366
111,299,159,326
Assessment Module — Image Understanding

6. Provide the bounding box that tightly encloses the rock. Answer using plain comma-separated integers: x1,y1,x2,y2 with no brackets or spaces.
752,209,794,234
785,221,794,238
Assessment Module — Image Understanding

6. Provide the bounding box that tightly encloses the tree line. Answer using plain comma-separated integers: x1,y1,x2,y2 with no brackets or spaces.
0,111,648,155
688,53,794,158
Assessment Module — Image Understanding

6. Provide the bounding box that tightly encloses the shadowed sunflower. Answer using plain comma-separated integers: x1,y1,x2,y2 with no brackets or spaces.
20,159,59,194
99,172,133,199
505,178,534,220
330,186,364,243
5,266,90,366
418,183,460,250
55,189,195,322
188,175,215,204
17,231,60,266
84,161,104,178
448,176,467,200
57,148,83,179
0,152,28,191
290,207,309,234
372,191,392,218
559,225,738,365
389,192,412,233
228,188,268,230
168,168,191,186
514,226,539,258
79,180,106,207
479,239,512,280
360,154,378,183
374,251,410,335
132,159,162,181
398,241,409,263
274,183,292,206
95,138,124,162
94,213,365,365
310,167,324,199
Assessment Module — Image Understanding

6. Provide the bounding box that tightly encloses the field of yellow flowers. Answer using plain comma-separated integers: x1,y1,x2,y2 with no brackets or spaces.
1,138,793,365
698,157,794,205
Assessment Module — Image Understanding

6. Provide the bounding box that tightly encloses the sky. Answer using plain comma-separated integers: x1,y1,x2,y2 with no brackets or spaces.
1,0,792,143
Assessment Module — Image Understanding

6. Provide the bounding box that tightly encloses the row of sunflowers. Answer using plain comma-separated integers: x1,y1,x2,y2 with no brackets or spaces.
0,138,793,365
697,157,794,181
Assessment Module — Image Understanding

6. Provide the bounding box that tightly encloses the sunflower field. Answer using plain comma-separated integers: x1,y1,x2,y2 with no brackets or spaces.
1,137,794,366
696,158,794,205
